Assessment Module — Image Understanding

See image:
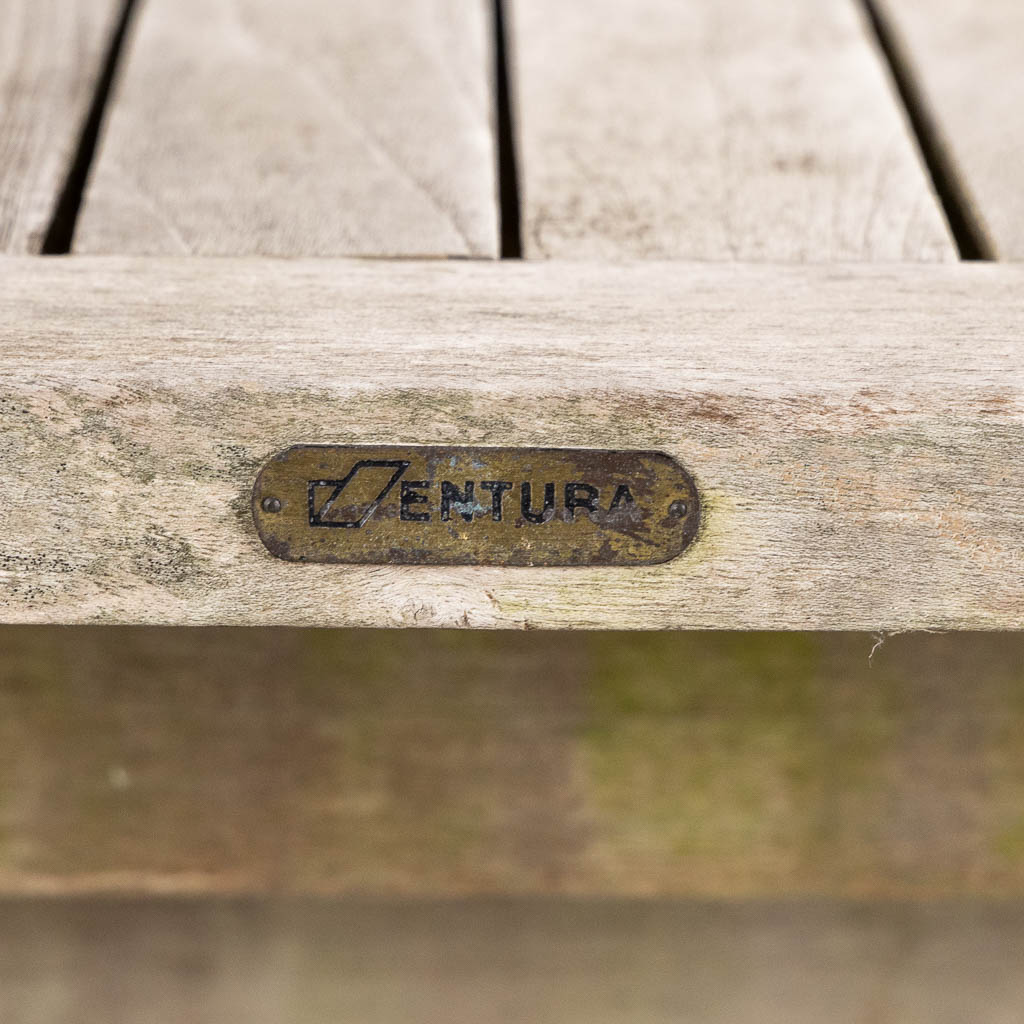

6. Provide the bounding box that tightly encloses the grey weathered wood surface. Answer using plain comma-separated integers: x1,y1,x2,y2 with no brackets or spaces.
0,0,122,253
74,0,498,256
510,0,955,260
878,0,1023,259
1,0,1022,919
1,258,1021,630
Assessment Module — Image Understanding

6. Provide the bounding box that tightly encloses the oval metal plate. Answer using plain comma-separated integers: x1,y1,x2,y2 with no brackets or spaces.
252,445,700,566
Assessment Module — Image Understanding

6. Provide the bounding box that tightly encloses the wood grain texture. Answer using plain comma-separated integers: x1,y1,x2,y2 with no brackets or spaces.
511,0,955,260
74,0,498,256
877,0,1024,259
0,0,122,252
1,258,1021,630
5,628,1024,898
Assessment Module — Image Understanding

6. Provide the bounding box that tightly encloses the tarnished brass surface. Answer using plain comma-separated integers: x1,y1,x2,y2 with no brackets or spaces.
252,445,700,566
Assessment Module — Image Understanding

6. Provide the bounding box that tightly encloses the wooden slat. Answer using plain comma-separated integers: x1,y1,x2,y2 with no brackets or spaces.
876,0,1024,259
73,0,498,256
510,0,955,260
0,0,123,252
1,258,1022,630
4,899,1024,1023
4,628,1024,898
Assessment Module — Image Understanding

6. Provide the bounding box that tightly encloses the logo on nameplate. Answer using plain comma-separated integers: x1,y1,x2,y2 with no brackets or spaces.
252,446,700,566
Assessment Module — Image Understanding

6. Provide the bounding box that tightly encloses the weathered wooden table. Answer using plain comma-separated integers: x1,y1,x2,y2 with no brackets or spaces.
1,0,1023,1019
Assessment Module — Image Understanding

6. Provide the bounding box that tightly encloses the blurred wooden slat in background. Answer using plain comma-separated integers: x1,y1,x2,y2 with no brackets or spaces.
3,627,1024,899
5,898,1024,1024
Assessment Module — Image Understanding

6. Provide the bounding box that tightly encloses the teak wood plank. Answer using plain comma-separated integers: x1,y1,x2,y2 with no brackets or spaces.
74,0,498,256
0,0,123,252
510,0,955,260
1,258,1021,630
876,0,1024,260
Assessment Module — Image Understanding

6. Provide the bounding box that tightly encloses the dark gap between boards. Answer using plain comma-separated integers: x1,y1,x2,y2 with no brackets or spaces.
859,0,995,260
493,0,523,258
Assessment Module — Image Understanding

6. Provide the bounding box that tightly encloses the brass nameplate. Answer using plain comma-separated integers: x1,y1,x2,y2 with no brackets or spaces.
252,445,700,566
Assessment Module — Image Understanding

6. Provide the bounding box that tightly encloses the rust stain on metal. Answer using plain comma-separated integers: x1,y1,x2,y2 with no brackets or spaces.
252,445,700,566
